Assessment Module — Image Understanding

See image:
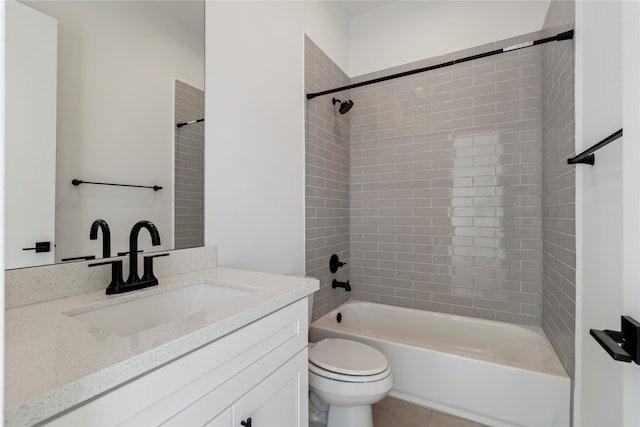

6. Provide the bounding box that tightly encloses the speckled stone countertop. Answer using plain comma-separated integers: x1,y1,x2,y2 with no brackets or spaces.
5,267,319,426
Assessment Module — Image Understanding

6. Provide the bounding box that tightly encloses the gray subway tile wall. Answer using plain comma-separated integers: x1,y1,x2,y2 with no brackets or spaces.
305,36,350,321
175,80,205,250
349,32,544,326
541,0,576,379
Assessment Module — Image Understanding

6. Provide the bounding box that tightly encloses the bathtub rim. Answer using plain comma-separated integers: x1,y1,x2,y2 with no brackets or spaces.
310,300,569,379
309,300,571,427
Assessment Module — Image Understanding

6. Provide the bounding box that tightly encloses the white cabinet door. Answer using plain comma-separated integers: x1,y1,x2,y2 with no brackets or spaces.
5,0,57,269
165,348,308,427
205,407,233,427
233,349,308,427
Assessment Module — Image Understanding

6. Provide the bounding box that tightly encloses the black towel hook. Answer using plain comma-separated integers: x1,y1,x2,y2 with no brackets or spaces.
590,316,640,364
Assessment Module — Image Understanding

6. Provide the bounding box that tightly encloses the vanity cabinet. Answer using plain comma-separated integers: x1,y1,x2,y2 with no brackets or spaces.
45,298,309,426
169,349,306,426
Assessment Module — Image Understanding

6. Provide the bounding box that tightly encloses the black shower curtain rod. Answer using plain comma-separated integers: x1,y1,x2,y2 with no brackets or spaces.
306,30,574,101
177,118,204,128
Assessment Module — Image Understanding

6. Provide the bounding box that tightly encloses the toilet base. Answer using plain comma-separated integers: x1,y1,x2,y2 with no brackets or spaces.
327,404,373,427
309,392,328,427
309,391,375,427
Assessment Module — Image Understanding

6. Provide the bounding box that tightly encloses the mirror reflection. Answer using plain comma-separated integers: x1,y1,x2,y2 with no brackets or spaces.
5,0,205,269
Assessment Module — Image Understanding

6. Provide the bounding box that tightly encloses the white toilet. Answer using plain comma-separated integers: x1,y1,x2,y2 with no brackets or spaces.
307,299,393,427
308,338,394,427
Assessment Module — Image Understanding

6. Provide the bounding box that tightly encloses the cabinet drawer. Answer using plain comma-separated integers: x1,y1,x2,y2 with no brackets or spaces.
45,299,308,426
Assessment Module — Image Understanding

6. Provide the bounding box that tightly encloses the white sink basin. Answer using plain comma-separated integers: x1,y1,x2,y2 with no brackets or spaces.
67,281,255,336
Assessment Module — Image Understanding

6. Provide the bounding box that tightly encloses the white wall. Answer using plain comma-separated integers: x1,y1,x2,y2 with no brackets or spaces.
202,0,549,276
5,1,57,269
205,1,349,275
20,1,204,261
574,1,626,425
621,1,640,425
349,0,549,76
0,0,6,410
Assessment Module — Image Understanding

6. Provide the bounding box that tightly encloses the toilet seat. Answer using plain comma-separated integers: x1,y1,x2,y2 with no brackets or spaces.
309,339,390,383
309,361,392,383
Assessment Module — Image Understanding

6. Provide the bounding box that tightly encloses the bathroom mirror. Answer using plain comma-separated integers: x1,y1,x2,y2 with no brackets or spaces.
5,0,205,269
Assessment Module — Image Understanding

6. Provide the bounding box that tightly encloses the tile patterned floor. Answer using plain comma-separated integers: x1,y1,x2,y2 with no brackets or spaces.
372,396,488,427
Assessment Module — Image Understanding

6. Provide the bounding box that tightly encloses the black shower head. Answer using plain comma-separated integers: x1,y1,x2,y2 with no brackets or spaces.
332,97,354,114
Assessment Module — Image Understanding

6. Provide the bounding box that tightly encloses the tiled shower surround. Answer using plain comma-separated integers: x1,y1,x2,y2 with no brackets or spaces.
305,36,350,321
541,0,576,379
175,80,205,250
348,33,544,326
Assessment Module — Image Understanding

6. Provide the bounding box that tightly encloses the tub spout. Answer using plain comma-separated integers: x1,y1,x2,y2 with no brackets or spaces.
332,279,351,292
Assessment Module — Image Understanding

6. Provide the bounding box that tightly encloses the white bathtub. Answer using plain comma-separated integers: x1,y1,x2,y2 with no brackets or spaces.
309,301,570,427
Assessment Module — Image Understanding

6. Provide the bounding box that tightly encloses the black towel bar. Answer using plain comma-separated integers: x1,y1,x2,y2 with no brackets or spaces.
72,179,162,191
567,128,623,165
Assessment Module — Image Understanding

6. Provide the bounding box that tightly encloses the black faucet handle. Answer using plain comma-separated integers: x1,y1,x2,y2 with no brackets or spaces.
89,260,125,295
89,219,111,258
117,249,143,257
329,254,347,273
141,253,170,284
88,260,117,267
146,253,170,259
61,255,96,262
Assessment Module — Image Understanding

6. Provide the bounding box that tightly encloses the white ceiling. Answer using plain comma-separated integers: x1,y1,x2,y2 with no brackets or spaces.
170,0,205,31
142,0,204,40
149,1,393,40
336,1,396,18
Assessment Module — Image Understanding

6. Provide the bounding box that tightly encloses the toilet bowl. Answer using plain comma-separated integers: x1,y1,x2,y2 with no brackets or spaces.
308,338,394,427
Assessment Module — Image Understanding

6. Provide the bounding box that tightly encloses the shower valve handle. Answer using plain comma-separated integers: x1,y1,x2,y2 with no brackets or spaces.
329,254,347,273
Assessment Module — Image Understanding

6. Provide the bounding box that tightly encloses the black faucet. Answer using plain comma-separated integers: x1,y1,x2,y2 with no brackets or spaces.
332,279,351,292
89,220,167,294
89,219,111,258
126,220,161,286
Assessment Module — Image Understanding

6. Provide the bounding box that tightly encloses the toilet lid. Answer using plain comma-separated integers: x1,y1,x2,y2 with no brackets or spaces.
309,362,392,383
308,338,389,376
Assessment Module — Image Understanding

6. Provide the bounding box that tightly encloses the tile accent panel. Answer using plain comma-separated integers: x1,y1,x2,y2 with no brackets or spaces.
305,36,350,321
541,0,576,379
349,33,544,326
175,80,205,250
